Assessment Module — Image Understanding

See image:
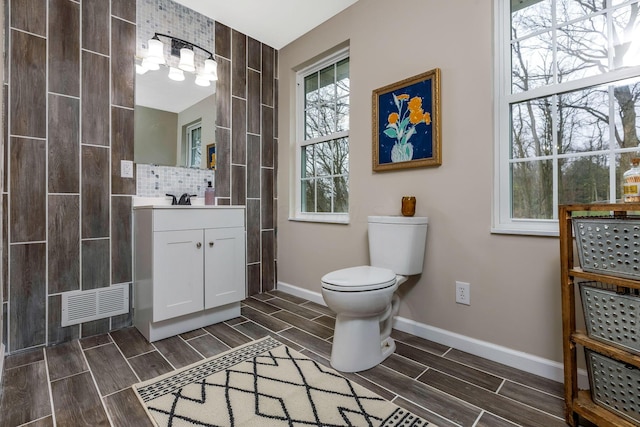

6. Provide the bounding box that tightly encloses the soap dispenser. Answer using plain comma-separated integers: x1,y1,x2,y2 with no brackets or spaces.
205,181,215,205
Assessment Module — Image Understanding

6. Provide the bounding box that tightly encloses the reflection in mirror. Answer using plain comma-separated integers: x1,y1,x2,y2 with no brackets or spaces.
134,65,216,169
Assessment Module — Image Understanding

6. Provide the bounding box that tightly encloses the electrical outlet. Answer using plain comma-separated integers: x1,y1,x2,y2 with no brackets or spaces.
121,160,134,178
456,281,470,305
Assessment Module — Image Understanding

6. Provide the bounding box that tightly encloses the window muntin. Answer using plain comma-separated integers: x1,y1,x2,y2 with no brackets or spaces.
295,50,350,222
495,0,640,235
186,121,202,168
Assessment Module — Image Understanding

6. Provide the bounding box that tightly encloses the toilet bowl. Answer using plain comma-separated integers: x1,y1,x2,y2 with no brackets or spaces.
321,216,428,373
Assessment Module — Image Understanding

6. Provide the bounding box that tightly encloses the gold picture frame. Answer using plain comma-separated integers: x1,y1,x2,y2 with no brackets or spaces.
372,68,441,171
206,143,216,170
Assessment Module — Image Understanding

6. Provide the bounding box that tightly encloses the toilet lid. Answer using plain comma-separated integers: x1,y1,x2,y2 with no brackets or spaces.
321,266,397,292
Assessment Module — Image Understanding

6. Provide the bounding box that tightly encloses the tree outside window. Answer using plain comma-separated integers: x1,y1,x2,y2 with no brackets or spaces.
496,0,640,233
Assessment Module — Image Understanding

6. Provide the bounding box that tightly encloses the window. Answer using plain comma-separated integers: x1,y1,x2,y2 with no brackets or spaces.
186,121,202,168
294,48,350,223
495,0,640,235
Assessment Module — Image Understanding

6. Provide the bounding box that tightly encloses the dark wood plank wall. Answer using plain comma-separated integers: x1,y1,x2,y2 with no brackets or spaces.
215,23,278,297
1,0,279,354
2,0,136,353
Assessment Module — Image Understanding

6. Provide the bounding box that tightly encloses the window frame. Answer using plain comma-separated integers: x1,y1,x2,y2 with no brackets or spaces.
292,47,350,224
493,0,640,236
185,120,202,169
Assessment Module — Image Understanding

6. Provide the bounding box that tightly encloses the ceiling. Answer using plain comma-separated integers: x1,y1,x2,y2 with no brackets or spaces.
171,0,359,50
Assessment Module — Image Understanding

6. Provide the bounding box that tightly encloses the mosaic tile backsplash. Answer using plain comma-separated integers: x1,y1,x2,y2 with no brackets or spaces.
137,0,215,68
136,163,215,198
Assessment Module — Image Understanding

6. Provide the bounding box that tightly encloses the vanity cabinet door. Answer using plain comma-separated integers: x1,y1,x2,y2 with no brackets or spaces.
153,229,205,321
204,227,246,309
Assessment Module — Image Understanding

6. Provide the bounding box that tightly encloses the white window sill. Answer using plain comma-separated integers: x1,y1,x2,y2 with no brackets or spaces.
288,213,350,225
491,220,559,237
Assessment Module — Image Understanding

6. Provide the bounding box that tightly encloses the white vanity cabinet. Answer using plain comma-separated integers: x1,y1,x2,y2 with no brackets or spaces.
133,206,246,342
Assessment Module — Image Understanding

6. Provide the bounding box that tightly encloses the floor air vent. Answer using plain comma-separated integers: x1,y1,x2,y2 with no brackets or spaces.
61,284,130,327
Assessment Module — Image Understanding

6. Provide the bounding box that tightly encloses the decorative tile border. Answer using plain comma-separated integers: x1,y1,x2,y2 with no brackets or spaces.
136,164,215,198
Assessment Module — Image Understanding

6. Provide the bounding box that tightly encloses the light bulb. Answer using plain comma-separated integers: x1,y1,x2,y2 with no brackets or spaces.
178,48,195,72
195,74,211,87
168,67,185,81
147,38,165,65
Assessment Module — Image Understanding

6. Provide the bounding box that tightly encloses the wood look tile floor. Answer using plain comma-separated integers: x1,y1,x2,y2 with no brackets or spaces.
0,290,579,427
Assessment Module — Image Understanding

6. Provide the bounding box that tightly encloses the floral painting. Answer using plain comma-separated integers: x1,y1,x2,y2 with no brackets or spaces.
372,68,441,171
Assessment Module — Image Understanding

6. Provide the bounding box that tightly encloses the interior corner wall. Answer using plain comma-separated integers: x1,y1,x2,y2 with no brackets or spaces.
2,0,136,354
277,0,565,365
214,22,278,296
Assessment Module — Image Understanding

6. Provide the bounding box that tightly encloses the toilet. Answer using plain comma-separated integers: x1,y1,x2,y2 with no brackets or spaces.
321,215,428,372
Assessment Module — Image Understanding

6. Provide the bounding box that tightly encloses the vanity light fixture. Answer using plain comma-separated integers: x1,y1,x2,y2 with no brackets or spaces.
137,32,218,84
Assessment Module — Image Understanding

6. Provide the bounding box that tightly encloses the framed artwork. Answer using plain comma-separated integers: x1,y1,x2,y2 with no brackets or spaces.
372,68,441,171
206,143,216,170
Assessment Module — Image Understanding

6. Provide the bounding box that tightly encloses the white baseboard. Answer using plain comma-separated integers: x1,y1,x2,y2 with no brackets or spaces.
276,280,589,388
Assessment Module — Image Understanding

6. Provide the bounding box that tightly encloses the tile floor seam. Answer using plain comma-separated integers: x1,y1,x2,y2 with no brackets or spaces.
425,367,565,422
76,340,116,426
106,333,143,384
150,341,179,372
41,347,56,425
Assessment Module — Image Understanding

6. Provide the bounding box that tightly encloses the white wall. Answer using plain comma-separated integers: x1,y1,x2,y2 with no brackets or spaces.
277,0,565,365
177,94,216,169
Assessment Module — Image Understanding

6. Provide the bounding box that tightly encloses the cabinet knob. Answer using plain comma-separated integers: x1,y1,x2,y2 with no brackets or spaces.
196,242,202,249
209,242,214,247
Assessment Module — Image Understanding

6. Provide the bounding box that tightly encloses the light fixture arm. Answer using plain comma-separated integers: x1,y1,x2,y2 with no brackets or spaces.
152,32,215,60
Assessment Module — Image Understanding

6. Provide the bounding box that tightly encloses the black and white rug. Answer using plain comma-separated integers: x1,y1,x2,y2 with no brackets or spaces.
132,336,432,426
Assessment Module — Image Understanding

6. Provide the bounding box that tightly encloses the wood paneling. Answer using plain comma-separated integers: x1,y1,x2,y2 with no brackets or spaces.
247,263,261,296
231,165,246,206
203,322,252,348
111,196,132,284
48,0,80,97
152,335,202,369
81,318,109,338
109,327,153,358
246,199,260,264
48,294,80,346
103,388,154,427
81,239,110,290
11,0,46,36
111,18,135,108
48,95,79,193
46,341,87,381
232,97,246,164
0,361,51,426
48,195,80,293
111,0,137,22
261,230,275,291
247,69,261,134
81,145,109,238
2,195,7,302
82,0,110,55
9,243,46,351
215,22,231,60
128,351,173,381
84,343,137,396
262,44,275,107
216,58,231,129
247,37,262,71
261,168,274,229
10,30,46,138
247,135,261,198
51,372,110,426
215,127,230,198
232,30,247,98
111,107,135,195
10,138,46,243
81,52,110,146
261,105,274,167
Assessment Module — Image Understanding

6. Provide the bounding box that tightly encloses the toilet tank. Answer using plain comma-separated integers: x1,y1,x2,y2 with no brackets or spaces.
368,215,428,275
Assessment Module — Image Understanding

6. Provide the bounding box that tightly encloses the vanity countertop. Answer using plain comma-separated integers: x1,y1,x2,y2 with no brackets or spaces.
132,196,245,209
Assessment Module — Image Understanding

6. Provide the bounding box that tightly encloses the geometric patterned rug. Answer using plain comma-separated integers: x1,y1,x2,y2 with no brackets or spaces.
132,336,432,426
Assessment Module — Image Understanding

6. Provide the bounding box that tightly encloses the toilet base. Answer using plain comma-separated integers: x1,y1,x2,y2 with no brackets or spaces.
329,314,397,372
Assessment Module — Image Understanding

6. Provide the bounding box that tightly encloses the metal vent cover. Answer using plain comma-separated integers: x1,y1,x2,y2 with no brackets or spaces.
61,284,129,327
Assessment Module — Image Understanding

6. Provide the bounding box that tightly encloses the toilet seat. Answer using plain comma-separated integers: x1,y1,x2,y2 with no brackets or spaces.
321,266,397,292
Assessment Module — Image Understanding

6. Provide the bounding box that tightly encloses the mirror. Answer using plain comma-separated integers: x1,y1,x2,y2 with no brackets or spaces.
134,65,216,169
